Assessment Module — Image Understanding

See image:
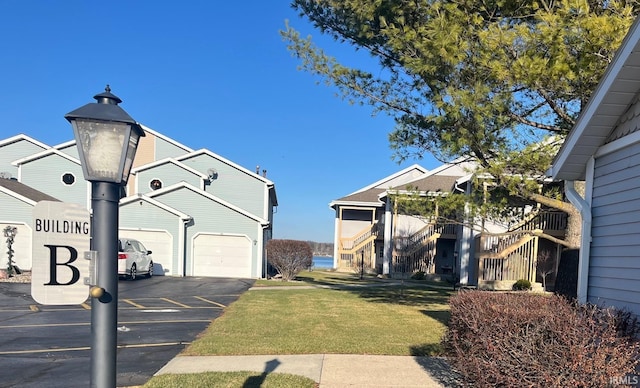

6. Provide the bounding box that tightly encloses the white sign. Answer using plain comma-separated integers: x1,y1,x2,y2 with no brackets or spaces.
31,201,90,305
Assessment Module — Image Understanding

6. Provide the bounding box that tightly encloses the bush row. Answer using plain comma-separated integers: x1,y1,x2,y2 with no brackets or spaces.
444,291,640,387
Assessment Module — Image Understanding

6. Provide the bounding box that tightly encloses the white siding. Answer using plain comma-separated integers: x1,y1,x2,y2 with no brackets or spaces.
590,141,640,315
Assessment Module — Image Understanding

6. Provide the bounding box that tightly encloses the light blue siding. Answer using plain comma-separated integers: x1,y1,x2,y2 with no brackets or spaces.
57,144,79,159
135,163,203,194
590,141,640,316
155,136,191,159
180,154,266,217
0,139,47,179
0,192,35,223
152,187,261,277
20,156,86,207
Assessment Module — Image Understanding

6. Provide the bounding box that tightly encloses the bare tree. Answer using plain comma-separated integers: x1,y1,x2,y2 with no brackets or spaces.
536,250,555,291
266,239,313,281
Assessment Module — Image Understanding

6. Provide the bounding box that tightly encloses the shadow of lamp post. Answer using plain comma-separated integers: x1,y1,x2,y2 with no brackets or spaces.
65,85,144,388
3,225,17,277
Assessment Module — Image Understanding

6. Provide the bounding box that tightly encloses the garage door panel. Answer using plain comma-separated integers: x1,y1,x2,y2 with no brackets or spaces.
119,230,173,276
193,234,251,278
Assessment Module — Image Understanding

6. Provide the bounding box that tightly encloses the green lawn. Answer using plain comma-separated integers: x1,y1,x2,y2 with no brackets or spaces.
144,270,452,387
145,371,316,388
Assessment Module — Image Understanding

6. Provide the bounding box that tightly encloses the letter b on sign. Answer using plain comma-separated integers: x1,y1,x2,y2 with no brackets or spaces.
32,201,90,305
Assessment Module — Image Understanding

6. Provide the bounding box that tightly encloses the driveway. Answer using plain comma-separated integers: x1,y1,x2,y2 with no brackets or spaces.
0,276,254,388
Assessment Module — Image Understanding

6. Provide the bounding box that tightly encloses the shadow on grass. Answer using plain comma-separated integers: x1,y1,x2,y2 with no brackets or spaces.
410,353,465,388
420,309,451,327
345,285,453,307
242,358,280,388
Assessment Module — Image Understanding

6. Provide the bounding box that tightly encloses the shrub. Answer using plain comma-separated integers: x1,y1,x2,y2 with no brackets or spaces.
410,271,426,280
512,278,531,291
266,239,313,281
444,291,640,387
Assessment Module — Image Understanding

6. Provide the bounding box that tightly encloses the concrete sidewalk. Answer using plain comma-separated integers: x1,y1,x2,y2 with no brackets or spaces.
155,354,462,387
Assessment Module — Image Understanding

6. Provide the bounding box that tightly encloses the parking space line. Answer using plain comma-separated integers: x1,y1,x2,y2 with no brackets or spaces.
0,319,211,330
193,296,226,308
0,341,189,355
0,322,89,329
123,299,146,308
161,298,191,308
80,303,91,310
29,305,40,312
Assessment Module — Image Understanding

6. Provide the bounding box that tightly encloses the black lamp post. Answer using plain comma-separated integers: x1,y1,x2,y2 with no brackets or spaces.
65,85,144,388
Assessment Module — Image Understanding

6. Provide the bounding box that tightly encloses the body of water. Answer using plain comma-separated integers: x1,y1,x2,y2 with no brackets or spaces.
312,256,334,269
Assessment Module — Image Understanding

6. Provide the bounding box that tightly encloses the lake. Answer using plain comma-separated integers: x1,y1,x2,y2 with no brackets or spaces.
312,256,334,269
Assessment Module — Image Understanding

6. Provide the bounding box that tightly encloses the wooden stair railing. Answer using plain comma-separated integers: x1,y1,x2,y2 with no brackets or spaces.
509,211,567,236
392,221,455,274
338,223,380,270
476,231,539,283
474,210,567,287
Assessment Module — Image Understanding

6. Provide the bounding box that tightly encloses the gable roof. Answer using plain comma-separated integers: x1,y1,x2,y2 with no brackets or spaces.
550,16,640,180
140,124,194,153
346,164,429,196
175,148,274,185
131,157,209,179
392,174,461,193
53,124,195,160
0,134,50,150
120,193,192,221
53,139,76,150
331,188,387,208
0,178,60,204
11,147,81,166
145,181,268,225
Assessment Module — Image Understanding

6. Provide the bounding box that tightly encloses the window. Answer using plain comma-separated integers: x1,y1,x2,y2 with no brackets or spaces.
62,173,75,185
150,179,162,190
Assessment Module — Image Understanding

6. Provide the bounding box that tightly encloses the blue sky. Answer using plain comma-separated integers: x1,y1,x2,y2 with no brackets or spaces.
0,1,438,243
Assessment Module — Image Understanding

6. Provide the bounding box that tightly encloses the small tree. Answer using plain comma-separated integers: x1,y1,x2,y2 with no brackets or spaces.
537,249,556,291
266,239,313,281
3,225,17,277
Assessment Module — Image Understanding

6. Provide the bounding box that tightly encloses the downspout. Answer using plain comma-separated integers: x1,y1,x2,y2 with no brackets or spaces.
259,223,269,279
564,158,594,305
179,215,193,277
383,195,392,275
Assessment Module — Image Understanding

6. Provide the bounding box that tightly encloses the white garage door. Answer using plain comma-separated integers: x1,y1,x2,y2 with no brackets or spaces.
193,234,252,278
119,229,173,276
0,223,31,271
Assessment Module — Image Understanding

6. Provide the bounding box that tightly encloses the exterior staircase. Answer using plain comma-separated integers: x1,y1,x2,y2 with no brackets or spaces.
337,223,380,270
392,222,457,275
476,211,567,290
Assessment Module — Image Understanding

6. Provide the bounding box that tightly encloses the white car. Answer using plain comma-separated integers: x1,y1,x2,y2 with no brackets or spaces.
118,238,153,280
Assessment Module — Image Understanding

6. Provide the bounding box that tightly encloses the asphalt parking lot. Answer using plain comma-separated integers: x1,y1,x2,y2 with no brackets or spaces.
0,276,254,388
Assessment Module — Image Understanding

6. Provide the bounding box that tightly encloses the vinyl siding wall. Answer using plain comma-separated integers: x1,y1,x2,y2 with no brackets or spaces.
57,144,79,159
119,201,183,275
590,141,640,316
0,192,35,223
153,188,261,277
180,154,266,217
20,157,87,206
135,164,203,194
155,137,191,160
1,140,47,179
